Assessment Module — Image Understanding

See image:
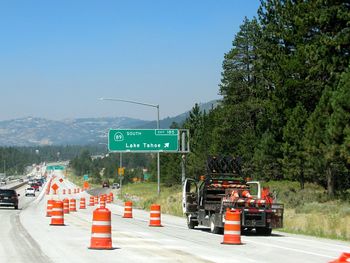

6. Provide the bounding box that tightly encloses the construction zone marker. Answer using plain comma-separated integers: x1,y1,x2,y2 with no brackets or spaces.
89,207,113,250
221,209,242,245
149,204,162,227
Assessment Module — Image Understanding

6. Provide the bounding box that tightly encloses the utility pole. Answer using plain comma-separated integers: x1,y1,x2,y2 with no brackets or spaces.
119,153,123,197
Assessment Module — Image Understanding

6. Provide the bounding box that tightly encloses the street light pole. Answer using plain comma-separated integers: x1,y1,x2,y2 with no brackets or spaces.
100,97,161,195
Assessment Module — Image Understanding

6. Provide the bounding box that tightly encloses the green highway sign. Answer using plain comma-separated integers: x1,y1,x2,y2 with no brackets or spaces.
47,165,65,171
108,129,179,152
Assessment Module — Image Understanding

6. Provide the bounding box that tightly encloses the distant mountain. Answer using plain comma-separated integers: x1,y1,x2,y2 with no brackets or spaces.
0,117,148,146
139,100,219,129
0,100,219,146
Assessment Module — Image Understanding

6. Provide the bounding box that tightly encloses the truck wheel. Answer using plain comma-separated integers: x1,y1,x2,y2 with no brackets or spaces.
187,216,195,229
256,227,272,236
210,214,221,234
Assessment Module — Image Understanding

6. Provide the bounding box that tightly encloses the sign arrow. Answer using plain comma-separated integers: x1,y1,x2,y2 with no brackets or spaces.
164,143,170,148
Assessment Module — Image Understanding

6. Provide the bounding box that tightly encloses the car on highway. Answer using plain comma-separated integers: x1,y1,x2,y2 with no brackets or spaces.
102,181,110,188
112,183,120,189
30,183,40,191
25,187,35,197
0,189,19,209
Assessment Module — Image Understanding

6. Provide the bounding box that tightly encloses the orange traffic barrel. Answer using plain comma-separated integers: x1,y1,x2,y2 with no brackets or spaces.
63,198,70,214
241,190,251,198
100,196,106,209
46,199,54,217
329,252,350,263
63,189,66,195
221,209,242,245
109,192,114,202
80,197,86,209
89,207,113,250
123,201,133,218
94,196,98,205
149,204,162,227
68,189,71,195
50,201,65,226
69,198,77,212
106,195,111,204
89,196,94,206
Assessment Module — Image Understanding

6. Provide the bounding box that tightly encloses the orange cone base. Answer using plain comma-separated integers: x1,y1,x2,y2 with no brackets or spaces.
89,239,113,250
50,224,65,226
123,215,133,218
329,252,350,263
221,241,243,245
149,224,163,227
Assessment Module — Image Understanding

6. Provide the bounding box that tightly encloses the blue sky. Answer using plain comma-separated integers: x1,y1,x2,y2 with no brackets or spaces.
0,0,260,121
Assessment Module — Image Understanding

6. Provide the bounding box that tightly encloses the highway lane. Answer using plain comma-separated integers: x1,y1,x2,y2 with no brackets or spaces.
0,184,51,263
17,171,350,263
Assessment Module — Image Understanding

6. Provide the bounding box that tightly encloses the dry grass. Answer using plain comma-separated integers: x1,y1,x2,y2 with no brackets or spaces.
283,208,350,240
121,182,183,216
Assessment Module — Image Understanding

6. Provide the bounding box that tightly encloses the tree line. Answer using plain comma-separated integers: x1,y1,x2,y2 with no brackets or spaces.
159,0,350,196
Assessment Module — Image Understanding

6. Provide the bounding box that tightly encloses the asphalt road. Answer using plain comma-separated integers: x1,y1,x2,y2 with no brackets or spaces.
0,184,51,263
1,171,349,263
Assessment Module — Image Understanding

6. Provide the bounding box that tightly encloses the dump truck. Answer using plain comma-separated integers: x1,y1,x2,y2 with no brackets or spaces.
182,156,284,235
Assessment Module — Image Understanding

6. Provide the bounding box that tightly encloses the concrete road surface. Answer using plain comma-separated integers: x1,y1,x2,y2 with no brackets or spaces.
1,171,349,263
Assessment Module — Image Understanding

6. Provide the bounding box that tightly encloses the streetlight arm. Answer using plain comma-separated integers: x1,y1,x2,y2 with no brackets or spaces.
99,97,158,109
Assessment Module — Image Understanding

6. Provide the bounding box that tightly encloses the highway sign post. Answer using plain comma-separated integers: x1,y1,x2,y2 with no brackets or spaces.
108,129,179,152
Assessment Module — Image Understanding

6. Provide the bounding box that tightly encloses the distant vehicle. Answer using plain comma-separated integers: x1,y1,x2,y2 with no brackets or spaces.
31,183,40,191
25,188,35,197
102,181,110,188
0,189,19,209
34,180,42,187
0,179,6,185
112,183,120,189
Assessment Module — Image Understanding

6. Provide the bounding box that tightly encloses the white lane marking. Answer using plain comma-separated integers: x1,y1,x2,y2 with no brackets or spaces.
276,234,350,250
248,239,335,259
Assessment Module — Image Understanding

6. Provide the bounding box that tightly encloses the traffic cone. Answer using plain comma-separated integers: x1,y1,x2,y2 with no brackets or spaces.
68,189,71,195
69,198,77,212
94,196,98,205
89,196,94,206
46,199,54,217
89,207,113,250
63,198,70,214
50,201,65,226
329,253,350,263
63,189,66,195
123,201,133,218
221,209,242,245
109,192,114,202
106,195,111,204
149,204,162,227
80,197,86,209
100,196,106,208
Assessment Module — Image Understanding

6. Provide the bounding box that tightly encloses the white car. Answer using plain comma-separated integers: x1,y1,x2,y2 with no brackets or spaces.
25,187,35,197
